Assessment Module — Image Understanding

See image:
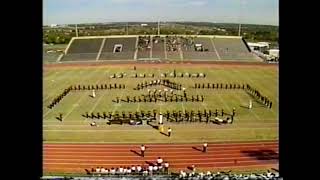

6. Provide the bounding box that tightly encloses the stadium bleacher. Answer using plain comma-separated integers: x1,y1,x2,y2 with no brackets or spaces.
60,35,260,62
62,38,103,61
99,37,137,60
182,37,219,60
212,37,255,60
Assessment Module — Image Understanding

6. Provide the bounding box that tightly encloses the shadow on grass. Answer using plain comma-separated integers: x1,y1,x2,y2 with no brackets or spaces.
241,149,279,161
160,132,168,137
240,105,249,109
244,91,268,107
147,122,159,130
56,116,62,121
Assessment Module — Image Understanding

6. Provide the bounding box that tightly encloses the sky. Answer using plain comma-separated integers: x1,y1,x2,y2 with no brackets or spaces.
43,0,278,26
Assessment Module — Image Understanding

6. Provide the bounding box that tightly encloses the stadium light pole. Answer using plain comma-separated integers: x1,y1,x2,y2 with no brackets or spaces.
75,24,78,37
238,23,241,36
158,19,160,36
126,22,129,35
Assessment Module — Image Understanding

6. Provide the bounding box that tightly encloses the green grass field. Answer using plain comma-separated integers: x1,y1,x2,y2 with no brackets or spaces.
43,64,278,143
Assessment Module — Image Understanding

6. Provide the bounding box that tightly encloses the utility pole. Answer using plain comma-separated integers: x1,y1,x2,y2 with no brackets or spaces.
75,24,78,37
238,23,241,36
158,19,160,36
126,22,129,35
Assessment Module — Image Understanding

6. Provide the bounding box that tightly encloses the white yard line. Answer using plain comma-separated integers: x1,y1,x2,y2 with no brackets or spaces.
44,160,275,166
234,69,277,116
134,37,138,60
45,69,109,119
221,70,262,121
43,127,276,132
182,69,208,110
164,36,168,60
210,38,221,60
43,70,78,102
96,38,106,61
44,139,278,144
150,36,153,59
43,69,103,117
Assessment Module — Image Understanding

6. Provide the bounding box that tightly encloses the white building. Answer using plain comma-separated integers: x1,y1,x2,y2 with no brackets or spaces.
268,49,280,58
50,24,58,28
247,42,269,52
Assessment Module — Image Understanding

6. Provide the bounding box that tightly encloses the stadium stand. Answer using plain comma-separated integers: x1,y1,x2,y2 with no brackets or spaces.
152,36,165,60
212,37,255,60
60,35,261,62
41,170,282,180
182,37,219,60
137,36,151,60
99,37,136,60
61,38,103,61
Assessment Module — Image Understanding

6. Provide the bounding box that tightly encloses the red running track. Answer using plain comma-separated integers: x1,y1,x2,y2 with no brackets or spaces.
43,140,278,174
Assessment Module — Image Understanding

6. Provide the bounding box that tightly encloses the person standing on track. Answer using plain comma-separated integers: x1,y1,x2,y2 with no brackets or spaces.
140,144,146,157
203,142,208,153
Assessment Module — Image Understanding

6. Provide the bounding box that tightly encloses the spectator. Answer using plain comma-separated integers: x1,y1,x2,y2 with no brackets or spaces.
158,164,163,173
148,165,153,175
110,167,115,175
164,162,169,174
95,167,100,173
137,165,142,174
142,169,148,176
119,166,124,174
206,171,211,176
157,157,163,166
100,167,106,174
126,167,131,174
153,165,158,174
191,164,196,173
131,165,136,174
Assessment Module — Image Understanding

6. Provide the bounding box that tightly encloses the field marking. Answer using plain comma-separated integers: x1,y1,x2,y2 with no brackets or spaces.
110,68,131,115
43,122,279,126
179,44,184,61
43,70,80,102
233,69,277,117
43,68,102,117
210,38,221,60
88,70,112,113
43,153,276,158
43,68,100,115
218,70,262,121
51,69,110,120
96,38,106,61
134,37,138,60
150,36,153,59
43,156,272,162
249,69,278,116
181,69,208,110
164,36,168,60
43,139,278,144
43,127,277,132
43,159,277,166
